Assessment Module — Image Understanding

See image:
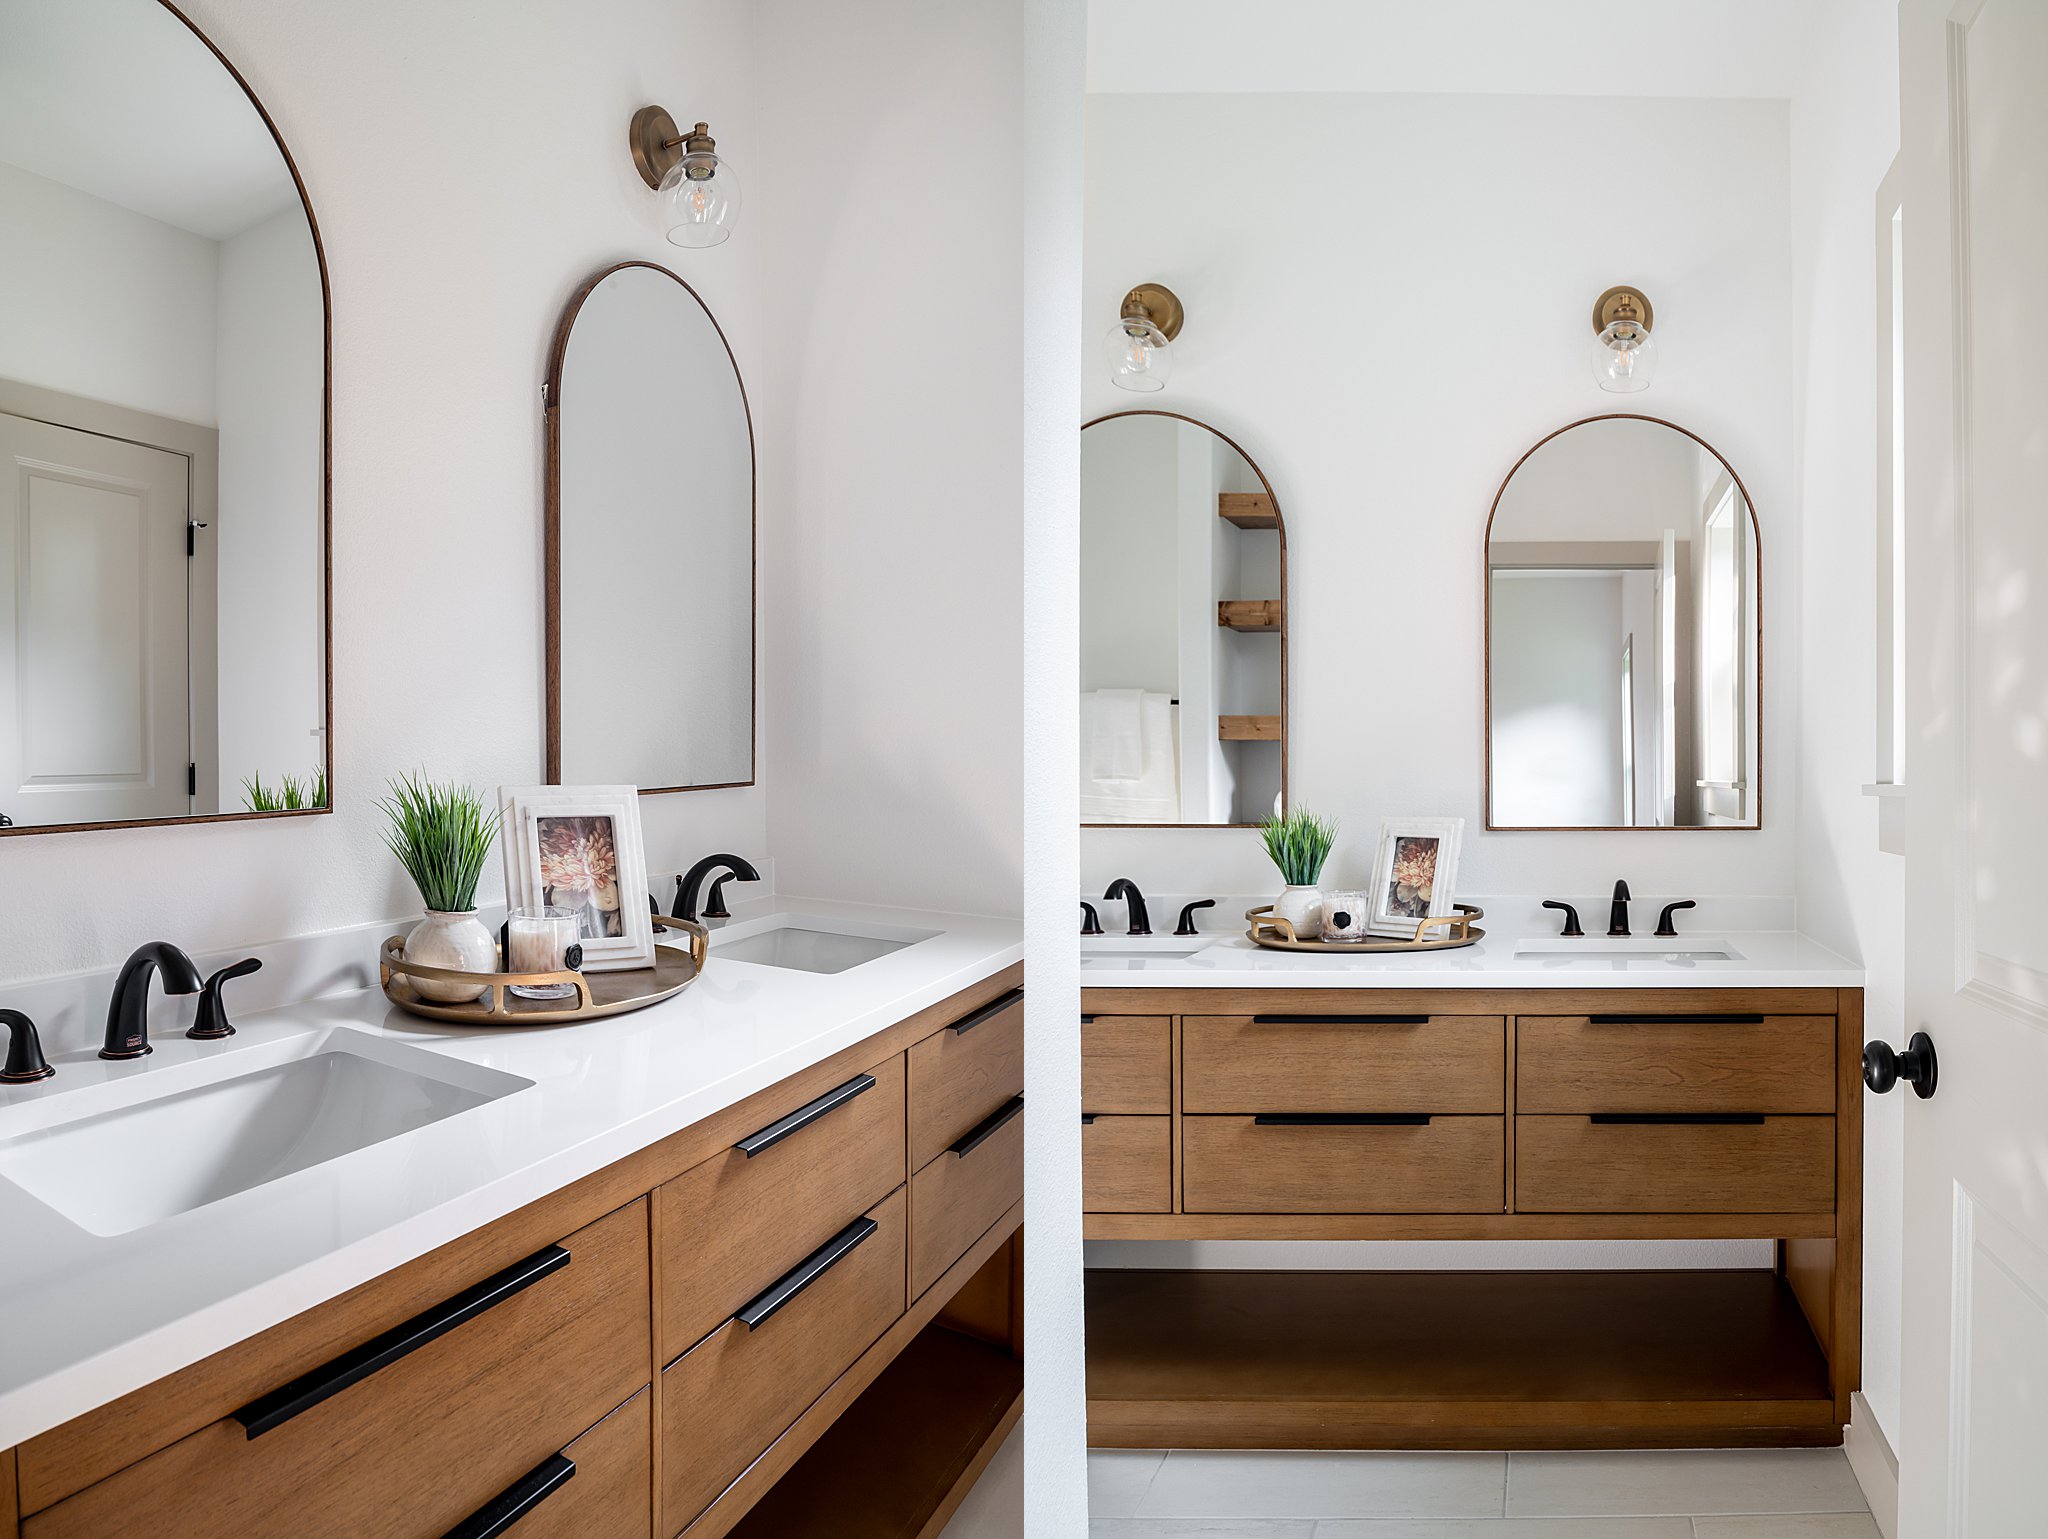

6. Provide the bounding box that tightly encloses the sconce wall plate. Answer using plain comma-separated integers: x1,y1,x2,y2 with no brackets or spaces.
1592,285,1654,335
631,106,710,190
1123,283,1185,342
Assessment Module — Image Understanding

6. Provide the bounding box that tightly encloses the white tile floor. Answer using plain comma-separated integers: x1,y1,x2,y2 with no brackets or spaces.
1089,1450,1878,1539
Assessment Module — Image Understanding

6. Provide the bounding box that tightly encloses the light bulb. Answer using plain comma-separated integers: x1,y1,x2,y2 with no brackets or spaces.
1105,317,1171,392
1593,320,1657,393
660,149,740,248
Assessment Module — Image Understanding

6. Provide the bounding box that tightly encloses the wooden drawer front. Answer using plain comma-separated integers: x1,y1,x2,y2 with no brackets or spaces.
1083,1016,1170,1113
27,1200,649,1539
459,1387,651,1539
661,1187,906,1534
657,1052,906,1355
909,1095,1024,1299
1515,1116,1837,1213
908,987,1024,1170
1516,1015,1836,1114
1182,1015,1504,1113
1183,1115,1505,1214
1083,1116,1171,1213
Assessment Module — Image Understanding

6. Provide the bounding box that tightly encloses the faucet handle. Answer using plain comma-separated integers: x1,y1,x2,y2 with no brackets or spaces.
1174,899,1216,937
0,1009,54,1084
1654,900,1698,938
1079,901,1103,937
189,958,262,1041
1541,900,1584,937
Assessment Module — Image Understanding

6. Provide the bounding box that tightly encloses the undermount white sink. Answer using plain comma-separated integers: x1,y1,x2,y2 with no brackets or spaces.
1515,938,1743,963
709,912,938,975
0,1030,529,1237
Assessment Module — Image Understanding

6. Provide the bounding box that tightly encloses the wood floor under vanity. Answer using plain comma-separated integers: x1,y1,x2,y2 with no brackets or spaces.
1079,986,1863,1451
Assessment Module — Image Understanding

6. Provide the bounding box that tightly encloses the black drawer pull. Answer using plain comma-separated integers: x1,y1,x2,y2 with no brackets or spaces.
1585,1013,1768,1025
952,987,1024,1034
442,1452,576,1539
736,1214,879,1330
952,1095,1026,1157
1252,1014,1430,1025
235,1245,570,1439
1253,1113,1433,1127
1080,1013,1096,1023
1081,1113,1097,1124
735,1073,877,1157
1588,1113,1768,1125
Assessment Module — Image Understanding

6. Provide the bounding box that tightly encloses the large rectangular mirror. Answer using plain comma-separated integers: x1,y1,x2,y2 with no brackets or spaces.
0,0,329,834
1081,410,1287,827
1486,414,1760,829
545,262,754,791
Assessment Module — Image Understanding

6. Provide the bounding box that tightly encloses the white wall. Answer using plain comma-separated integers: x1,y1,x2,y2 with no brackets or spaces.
1080,90,1796,899
1081,417,1180,694
0,0,769,981
1788,0,1906,1450
214,206,325,796
749,0,1025,919
0,159,217,423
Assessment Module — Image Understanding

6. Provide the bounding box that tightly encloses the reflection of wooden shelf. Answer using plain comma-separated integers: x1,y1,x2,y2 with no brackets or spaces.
1219,715,1281,742
1085,1267,1837,1450
725,1322,1023,1538
1219,493,1277,530
1217,600,1281,633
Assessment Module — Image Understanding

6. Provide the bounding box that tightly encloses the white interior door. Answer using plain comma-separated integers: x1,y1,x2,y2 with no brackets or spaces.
1894,2,2048,1532
0,411,191,826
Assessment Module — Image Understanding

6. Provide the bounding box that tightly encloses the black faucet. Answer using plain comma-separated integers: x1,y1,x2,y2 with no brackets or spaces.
1079,901,1103,936
1542,900,1585,937
1,1009,54,1084
1174,899,1216,937
1103,878,1151,936
189,958,263,1041
673,853,761,924
1655,900,1698,938
102,942,204,1060
1608,880,1633,938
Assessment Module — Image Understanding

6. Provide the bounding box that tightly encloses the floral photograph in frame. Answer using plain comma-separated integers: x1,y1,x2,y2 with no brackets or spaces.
498,785,655,970
1365,816,1465,938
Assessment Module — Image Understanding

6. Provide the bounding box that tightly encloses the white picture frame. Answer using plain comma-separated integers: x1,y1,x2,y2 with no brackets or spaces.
1365,817,1465,939
497,785,654,971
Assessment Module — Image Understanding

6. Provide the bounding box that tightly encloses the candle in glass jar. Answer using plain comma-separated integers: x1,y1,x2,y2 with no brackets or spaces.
507,906,581,999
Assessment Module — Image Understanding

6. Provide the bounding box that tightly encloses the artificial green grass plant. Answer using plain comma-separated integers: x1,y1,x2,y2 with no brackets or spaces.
242,766,328,812
1258,807,1338,885
378,773,500,914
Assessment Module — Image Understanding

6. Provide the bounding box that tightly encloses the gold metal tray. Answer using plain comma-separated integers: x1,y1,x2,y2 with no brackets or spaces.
379,913,709,1025
1245,903,1484,954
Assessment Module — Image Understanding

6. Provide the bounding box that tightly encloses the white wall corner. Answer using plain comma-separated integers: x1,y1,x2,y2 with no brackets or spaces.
1844,1390,1900,1539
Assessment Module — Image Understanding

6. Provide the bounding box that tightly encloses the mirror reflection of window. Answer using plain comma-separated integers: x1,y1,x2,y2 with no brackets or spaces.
1486,417,1759,830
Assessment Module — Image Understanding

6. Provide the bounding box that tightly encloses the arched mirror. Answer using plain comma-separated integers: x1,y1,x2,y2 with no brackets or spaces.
1486,414,1760,830
546,262,754,790
1080,410,1287,827
0,0,329,834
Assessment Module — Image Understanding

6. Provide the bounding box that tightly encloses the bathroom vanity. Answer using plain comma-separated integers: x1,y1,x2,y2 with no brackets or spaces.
0,911,1022,1539
1079,930,1862,1452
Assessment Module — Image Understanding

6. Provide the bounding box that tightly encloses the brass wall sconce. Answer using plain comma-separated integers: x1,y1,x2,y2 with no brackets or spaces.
630,107,740,248
1591,285,1657,392
1105,283,1184,392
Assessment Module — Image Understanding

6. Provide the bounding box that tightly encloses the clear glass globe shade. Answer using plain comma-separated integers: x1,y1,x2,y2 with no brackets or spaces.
1105,318,1172,392
660,152,740,248
1592,321,1657,393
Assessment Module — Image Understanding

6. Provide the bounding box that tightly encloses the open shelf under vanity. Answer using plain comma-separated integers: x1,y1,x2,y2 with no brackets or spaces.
1085,1266,1837,1451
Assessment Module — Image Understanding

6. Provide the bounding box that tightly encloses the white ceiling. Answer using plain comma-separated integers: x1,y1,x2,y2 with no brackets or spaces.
0,0,299,242
1088,0,1823,99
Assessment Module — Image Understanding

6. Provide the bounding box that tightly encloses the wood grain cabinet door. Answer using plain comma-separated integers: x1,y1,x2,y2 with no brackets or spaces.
1515,1116,1837,1213
907,989,1025,1170
909,1096,1025,1300
25,1200,650,1539
1082,1116,1171,1213
1182,1015,1505,1114
1082,1016,1170,1113
657,1052,906,1357
660,1188,908,1536
1183,1115,1506,1214
1516,1015,1836,1113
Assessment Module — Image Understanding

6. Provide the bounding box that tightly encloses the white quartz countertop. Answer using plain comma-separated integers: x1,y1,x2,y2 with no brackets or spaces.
0,901,1021,1449
1080,897,1862,990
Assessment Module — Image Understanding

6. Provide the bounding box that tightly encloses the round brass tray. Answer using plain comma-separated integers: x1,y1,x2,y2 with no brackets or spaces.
1245,903,1484,954
379,914,709,1025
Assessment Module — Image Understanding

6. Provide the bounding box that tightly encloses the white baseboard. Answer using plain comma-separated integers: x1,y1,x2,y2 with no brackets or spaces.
1844,1391,1899,1539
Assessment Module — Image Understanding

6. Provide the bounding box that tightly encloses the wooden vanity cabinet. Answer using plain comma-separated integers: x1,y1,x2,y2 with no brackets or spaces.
1080,985,1863,1453
1,964,1024,1539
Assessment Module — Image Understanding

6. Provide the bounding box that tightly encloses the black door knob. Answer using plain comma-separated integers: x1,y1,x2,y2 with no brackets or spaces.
1862,1031,1938,1099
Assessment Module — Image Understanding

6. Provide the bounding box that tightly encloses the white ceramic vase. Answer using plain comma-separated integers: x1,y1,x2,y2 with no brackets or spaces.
405,910,497,1003
1273,884,1324,940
